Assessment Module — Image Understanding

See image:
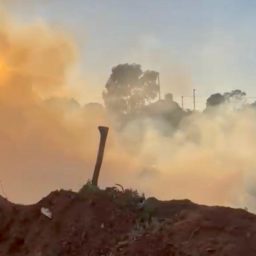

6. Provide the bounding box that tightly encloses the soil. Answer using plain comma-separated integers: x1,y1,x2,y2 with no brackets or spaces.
0,187,255,256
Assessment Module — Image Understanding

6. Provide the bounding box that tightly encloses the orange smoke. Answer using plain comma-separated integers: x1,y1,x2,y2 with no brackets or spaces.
0,10,102,203
0,57,9,81
1,8,256,214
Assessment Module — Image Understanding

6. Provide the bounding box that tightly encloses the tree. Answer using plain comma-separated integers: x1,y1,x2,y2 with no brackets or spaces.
103,63,159,115
206,93,225,108
224,89,246,105
206,90,246,110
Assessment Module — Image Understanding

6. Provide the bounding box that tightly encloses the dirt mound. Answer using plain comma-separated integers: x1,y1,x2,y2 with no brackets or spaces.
0,187,255,255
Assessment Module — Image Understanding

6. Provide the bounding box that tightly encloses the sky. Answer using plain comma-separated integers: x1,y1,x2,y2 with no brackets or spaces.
3,0,256,109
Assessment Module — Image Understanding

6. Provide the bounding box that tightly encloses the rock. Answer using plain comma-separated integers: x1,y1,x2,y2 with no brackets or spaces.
40,207,52,219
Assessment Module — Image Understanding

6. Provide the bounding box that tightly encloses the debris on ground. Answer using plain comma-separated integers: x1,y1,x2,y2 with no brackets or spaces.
40,207,52,219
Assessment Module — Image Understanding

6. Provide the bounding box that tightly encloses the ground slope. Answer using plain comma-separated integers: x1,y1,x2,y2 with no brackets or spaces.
0,187,255,256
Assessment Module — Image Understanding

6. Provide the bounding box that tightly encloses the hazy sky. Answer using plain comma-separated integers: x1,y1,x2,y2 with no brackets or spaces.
3,0,256,107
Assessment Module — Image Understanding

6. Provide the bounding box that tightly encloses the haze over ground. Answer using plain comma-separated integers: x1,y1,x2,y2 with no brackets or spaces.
1,1,256,213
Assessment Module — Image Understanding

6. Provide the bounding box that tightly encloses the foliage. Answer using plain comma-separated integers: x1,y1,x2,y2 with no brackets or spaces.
78,180,100,195
103,63,159,115
206,93,225,107
206,89,246,109
105,186,145,209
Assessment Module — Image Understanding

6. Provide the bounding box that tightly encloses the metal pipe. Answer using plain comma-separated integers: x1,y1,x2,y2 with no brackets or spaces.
92,126,109,186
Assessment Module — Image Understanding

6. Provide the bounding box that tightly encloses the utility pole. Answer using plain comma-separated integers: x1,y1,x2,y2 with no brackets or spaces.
157,73,161,101
193,89,196,111
181,96,184,109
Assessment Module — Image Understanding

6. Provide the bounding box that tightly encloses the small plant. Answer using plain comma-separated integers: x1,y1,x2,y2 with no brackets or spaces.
113,187,145,209
79,180,100,195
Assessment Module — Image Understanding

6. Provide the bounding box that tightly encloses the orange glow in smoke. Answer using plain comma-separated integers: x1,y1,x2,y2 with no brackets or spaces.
0,58,9,82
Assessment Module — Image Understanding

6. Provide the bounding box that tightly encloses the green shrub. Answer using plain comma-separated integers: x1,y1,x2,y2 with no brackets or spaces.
79,180,100,195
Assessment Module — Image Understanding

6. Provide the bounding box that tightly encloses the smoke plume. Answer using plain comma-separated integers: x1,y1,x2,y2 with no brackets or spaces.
1,8,256,213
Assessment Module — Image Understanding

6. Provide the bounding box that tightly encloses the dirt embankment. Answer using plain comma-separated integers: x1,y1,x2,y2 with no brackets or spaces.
0,187,255,256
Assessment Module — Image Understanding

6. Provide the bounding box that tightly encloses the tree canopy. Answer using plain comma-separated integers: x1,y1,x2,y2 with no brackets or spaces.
206,93,225,107
206,90,246,109
103,63,160,115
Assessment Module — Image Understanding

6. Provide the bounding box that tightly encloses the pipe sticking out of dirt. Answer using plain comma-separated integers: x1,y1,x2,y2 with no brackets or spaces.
92,126,109,186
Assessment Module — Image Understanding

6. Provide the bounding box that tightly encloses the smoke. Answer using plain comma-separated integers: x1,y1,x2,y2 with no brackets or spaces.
128,108,256,208
1,8,256,213
0,10,97,203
